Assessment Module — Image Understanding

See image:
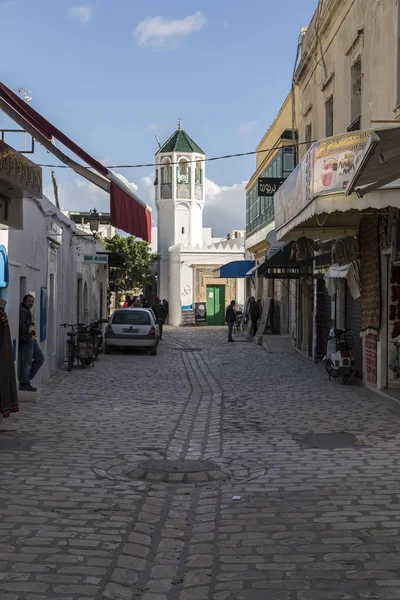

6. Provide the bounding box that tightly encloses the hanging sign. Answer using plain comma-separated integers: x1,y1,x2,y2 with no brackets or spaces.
83,255,108,264
258,177,285,197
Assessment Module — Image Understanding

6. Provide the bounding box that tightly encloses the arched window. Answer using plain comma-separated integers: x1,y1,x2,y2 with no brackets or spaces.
161,158,172,184
195,160,203,184
178,158,190,183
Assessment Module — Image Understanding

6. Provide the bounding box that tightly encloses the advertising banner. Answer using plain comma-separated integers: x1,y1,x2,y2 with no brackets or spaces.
274,130,371,231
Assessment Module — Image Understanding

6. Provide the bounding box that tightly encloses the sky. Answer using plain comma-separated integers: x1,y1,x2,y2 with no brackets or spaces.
0,0,318,236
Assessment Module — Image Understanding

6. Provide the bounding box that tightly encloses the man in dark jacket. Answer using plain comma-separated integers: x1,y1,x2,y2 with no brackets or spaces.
225,300,236,343
153,297,166,340
19,294,44,392
249,296,260,337
162,299,169,324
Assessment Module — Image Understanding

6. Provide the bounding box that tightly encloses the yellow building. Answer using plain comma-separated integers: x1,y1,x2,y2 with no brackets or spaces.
245,90,299,303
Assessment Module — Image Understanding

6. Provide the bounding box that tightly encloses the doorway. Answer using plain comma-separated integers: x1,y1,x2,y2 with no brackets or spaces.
206,285,225,326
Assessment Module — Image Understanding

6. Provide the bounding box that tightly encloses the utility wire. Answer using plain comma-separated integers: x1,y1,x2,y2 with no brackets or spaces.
36,139,316,170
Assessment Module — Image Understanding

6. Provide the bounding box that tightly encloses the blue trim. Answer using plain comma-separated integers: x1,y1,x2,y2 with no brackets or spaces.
40,287,47,342
215,260,255,279
0,245,9,288
182,305,192,310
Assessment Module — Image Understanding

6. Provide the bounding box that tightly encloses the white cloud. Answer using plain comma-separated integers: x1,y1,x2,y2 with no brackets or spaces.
134,11,206,50
68,5,92,23
203,177,246,237
239,120,258,136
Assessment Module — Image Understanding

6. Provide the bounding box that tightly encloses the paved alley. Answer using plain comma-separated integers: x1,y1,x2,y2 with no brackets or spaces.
2,328,400,600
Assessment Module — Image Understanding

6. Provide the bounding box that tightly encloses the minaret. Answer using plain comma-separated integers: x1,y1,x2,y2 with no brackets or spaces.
155,122,205,301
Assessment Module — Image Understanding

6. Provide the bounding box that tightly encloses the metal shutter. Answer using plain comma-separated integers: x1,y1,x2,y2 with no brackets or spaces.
345,285,363,377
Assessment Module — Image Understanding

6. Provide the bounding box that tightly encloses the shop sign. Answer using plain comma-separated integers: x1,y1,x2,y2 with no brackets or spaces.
0,139,42,197
274,130,371,230
257,177,285,197
83,254,108,264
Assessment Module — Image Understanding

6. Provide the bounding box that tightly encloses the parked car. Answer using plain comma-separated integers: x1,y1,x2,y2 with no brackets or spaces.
104,308,159,355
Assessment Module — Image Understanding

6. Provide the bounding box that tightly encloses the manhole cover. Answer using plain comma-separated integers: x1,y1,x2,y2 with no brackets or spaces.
145,459,215,473
296,431,359,450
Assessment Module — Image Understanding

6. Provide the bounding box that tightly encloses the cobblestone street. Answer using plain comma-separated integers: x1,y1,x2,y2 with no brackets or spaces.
2,327,400,599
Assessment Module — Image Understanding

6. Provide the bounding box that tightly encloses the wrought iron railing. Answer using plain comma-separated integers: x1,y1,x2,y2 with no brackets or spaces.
347,116,361,132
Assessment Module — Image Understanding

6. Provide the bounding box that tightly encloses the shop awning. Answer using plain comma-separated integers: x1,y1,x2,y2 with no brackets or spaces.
0,81,151,241
246,262,264,276
274,128,400,242
346,127,400,197
213,260,255,278
324,263,361,299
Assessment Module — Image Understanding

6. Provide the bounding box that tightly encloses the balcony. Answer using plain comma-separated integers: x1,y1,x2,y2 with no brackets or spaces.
246,207,274,238
347,116,361,132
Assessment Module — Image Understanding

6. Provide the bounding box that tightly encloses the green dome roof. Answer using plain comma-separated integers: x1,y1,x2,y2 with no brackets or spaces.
157,127,204,155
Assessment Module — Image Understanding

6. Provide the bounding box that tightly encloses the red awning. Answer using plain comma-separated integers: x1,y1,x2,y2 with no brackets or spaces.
0,81,151,241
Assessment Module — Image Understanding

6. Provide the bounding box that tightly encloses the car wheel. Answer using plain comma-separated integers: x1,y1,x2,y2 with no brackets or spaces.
150,346,158,356
105,345,112,354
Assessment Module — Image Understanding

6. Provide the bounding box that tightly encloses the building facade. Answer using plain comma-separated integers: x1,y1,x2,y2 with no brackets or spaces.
269,0,400,395
155,125,247,326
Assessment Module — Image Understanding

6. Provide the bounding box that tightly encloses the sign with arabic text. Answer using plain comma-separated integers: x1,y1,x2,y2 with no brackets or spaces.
258,177,285,197
83,254,108,264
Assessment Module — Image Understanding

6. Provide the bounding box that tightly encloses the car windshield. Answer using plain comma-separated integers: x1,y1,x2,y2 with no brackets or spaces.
112,311,151,325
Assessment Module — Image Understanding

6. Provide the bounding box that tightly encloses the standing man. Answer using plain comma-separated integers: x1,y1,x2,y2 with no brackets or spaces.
153,297,167,340
249,296,260,337
19,294,44,392
162,299,169,324
225,299,236,343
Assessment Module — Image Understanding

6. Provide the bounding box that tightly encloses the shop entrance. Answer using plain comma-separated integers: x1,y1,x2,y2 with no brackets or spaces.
206,285,225,326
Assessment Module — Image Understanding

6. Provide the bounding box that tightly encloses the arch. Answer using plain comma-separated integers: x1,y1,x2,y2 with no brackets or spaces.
177,157,190,182
177,201,190,211
0,245,9,288
161,156,172,184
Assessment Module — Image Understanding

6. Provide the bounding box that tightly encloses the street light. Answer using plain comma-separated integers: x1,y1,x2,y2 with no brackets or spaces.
89,208,100,234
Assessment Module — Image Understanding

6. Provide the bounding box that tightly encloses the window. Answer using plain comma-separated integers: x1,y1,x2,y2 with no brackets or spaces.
325,96,334,137
350,57,362,126
283,147,295,173
163,159,172,183
112,311,151,325
195,160,203,184
181,227,185,234
305,123,312,150
178,158,189,182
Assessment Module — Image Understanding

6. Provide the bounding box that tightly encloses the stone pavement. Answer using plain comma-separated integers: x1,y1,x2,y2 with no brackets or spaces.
2,327,400,599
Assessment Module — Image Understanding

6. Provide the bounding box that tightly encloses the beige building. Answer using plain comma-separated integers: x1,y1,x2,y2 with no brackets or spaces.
272,0,400,394
245,91,298,316
297,0,399,158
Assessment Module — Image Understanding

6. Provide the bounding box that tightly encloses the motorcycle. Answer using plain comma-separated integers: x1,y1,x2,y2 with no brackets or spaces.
324,328,354,385
88,319,108,359
61,323,94,371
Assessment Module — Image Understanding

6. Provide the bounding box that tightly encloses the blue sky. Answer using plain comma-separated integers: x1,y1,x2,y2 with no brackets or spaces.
1,0,317,235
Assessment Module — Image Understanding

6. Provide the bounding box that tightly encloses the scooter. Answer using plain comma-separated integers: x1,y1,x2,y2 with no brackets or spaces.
324,328,354,385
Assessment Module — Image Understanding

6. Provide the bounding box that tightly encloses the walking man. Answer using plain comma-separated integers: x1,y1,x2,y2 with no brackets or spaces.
225,299,236,343
162,299,169,324
19,294,44,392
249,296,260,337
153,297,167,340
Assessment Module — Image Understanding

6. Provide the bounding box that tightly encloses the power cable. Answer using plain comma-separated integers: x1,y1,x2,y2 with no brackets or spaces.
36,139,317,171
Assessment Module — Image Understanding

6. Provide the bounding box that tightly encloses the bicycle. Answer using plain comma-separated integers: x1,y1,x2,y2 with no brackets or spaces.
60,323,94,371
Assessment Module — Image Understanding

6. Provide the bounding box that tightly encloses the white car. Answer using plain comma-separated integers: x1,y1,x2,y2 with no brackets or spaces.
105,308,159,355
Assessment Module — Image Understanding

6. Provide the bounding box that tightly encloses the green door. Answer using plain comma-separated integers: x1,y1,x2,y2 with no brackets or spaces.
206,285,226,326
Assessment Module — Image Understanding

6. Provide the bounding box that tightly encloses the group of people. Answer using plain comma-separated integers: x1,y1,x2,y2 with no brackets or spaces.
225,296,260,343
123,294,169,340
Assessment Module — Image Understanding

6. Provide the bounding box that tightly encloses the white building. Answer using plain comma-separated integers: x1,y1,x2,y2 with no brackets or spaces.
155,125,248,326
0,195,108,385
